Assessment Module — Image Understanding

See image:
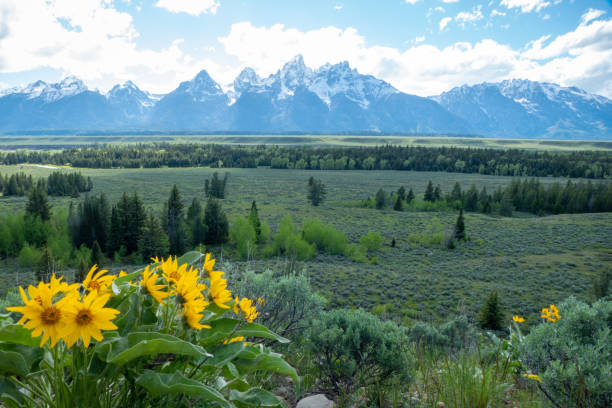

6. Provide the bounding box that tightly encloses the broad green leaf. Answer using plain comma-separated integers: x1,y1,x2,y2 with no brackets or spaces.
234,352,298,385
0,324,40,347
178,251,204,266
135,370,232,408
95,332,212,366
0,377,25,407
199,318,241,348
234,323,290,344
230,388,285,407
113,292,139,335
0,351,28,376
205,342,245,368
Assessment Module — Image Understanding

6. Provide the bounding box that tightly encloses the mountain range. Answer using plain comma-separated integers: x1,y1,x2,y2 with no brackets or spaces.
1,55,611,139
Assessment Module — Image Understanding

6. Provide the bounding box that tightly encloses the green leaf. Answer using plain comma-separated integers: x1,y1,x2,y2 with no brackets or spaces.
0,377,25,407
135,370,232,408
235,323,290,344
95,332,212,366
0,351,28,376
206,342,245,368
178,251,204,266
230,388,285,407
0,324,40,347
199,318,241,348
234,352,298,385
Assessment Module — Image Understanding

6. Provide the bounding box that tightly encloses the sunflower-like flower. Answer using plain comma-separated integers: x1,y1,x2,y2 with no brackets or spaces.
62,292,119,348
233,297,258,323
209,271,232,309
7,284,72,347
512,315,525,323
175,271,210,330
82,265,115,295
522,373,542,383
160,256,195,286
141,266,170,305
541,304,561,322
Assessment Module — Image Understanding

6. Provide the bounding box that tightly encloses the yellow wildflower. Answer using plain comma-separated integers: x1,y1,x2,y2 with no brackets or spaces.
209,271,232,309
141,266,170,305
183,297,211,330
203,253,216,274
541,304,561,322
62,292,119,348
223,336,245,345
82,265,115,295
234,297,258,323
175,270,210,330
257,297,265,306
512,315,525,323
7,284,72,347
522,373,542,383
160,257,197,286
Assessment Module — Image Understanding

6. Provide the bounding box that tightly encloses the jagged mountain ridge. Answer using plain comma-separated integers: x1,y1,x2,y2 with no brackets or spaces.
0,56,610,138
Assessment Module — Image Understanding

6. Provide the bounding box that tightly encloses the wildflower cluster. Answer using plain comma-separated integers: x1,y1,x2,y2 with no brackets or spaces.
540,304,561,322
7,269,119,348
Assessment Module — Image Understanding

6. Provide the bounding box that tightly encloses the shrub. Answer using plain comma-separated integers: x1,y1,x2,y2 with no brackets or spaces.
520,297,612,408
359,231,382,252
17,243,41,267
307,309,412,399
301,218,348,255
230,216,257,259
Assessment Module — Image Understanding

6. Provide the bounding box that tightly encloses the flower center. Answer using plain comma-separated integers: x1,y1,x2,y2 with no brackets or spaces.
41,307,61,324
76,310,92,325
88,281,101,291
169,271,180,281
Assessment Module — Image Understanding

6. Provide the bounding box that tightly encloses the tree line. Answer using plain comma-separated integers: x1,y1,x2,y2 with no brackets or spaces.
1,143,610,178
0,171,92,197
366,178,612,216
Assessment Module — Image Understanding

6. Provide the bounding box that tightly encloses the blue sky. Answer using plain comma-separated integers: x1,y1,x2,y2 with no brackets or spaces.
1,0,612,97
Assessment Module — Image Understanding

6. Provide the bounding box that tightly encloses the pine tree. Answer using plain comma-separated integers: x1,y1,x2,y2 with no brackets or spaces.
166,185,186,255
307,177,326,206
433,185,442,201
375,189,386,210
248,200,262,241
139,212,170,261
454,209,466,241
393,195,403,211
397,186,406,202
500,194,514,217
450,182,462,202
187,198,206,247
36,247,54,283
25,185,51,221
464,184,479,211
204,198,229,245
424,181,434,202
478,291,504,331
406,188,415,203
91,240,104,267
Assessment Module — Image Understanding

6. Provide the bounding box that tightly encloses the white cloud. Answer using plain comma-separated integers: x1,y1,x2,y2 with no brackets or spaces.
404,0,421,5
441,0,459,3
581,8,605,25
491,9,506,17
0,0,221,93
500,0,550,13
439,17,452,30
155,0,219,16
455,6,484,27
415,36,426,43
218,19,612,98
334,5,343,11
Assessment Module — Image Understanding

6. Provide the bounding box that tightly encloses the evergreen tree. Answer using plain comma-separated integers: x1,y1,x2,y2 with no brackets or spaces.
478,291,504,331
91,240,103,267
397,186,406,202
464,184,479,211
108,206,122,255
307,177,326,206
406,188,415,203
25,185,51,221
139,212,170,261
433,184,442,201
187,198,206,247
393,195,403,211
204,198,229,245
500,194,514,217
478,186,491,213
375,189,386,210
424,181,434,202
593,268,611,300
36,247,54,283
454,209,466,241
450,182,462,202
166,185,186,255
248,200,262,241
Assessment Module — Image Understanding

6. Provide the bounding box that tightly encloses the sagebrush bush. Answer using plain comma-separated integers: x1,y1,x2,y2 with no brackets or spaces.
520,297,612,408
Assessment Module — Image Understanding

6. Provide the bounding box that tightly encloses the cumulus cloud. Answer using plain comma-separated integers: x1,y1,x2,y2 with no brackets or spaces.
219,18,612,98
455,6,484,27
581,8,605,25
500,0,550,13
155,0,219,16
0,0,227,93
